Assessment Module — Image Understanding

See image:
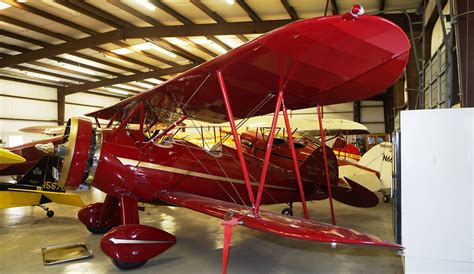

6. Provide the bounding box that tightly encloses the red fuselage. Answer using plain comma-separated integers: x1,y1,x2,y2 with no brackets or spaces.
86,127,334,206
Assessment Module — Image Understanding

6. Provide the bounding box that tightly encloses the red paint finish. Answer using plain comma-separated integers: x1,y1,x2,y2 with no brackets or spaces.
217,70,255,205
101,224,176,263
88,15,410,124
282,101,309,219
317,105,336,225
159,192,402,250
77,200,121,232
60,118,92,189
255,90,284,214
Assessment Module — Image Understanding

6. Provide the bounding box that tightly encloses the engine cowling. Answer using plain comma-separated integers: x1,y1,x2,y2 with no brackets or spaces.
58,117,94,189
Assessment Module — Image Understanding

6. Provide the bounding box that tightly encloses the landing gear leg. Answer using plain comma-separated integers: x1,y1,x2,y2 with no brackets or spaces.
37,204,54,218
281,202,294,216
78,195,121,234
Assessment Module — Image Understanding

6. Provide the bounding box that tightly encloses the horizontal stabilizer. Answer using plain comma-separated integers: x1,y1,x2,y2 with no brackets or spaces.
158,192,400,250
0,191,42,209
8,188,84,207
331,178,379,208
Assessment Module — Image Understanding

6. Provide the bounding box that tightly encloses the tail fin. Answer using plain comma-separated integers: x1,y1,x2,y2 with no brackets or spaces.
300,144,339,187
358,142,393,190
18,156,64,193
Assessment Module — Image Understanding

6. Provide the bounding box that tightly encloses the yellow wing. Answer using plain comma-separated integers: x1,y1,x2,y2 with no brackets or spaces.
0,148,26,164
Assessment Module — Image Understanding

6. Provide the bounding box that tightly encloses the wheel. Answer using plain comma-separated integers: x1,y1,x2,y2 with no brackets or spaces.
281,208,293,216
86,226,111,234
46,210,54,218
112,258,146,270
383,195,390,203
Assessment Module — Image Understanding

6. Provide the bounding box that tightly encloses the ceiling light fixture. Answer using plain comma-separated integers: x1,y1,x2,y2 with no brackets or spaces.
133,42,177,58
134,0,156,11
107,87,129,95
111,48,134,55
24,71,61,82
210,42,227,54
135,82,155,89
226,0,235,5
0,2,11,9
61,63,97,75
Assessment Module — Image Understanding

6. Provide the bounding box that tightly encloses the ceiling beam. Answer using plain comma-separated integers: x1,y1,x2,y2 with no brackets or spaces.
0,30,159,86
280,0,299,20
190,0,248,42
150,0,231,51
107,0,206,62
0,20,292,68
64,64,195,95
236,0,262,21
5,0,180,70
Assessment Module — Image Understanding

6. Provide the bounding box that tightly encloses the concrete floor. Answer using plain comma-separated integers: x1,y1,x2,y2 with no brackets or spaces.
0,188,403,273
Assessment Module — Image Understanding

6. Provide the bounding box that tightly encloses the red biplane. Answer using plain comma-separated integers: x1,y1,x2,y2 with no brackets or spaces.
27,5,410,272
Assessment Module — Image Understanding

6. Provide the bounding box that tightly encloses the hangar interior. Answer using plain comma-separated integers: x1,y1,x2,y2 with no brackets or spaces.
0,0,472,273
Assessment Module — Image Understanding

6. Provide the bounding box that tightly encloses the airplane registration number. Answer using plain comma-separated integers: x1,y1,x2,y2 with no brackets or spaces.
42,181,65,192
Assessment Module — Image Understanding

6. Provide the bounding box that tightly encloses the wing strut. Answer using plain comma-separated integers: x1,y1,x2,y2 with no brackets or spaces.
317,105,336,225
282,99,310,219
216,70,255,206
254,91,284,214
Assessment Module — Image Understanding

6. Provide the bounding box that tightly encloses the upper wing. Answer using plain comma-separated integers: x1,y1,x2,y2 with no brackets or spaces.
158,192,401,249
87,15,410,123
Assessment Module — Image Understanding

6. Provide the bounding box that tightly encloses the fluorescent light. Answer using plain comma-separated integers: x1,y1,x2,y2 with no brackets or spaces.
107,87,129,95
105,55,130,64
226,0,235,4
0,2,11,9
145,78,164,84
135,82,155,89
134,0,156,11
132,43,153,51
166,37,188,46
132,42,177,58
189,37,209,44
24,71,61,82
61,63,96,75
210,42,227,54
111,48,133,55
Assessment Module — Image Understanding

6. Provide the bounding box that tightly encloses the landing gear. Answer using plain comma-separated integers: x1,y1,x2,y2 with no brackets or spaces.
112,259,146,270
37,204,54,218
383,195,390,203
78,196,121,234
86,226,111,235
281,203,293,216
97,196,176,270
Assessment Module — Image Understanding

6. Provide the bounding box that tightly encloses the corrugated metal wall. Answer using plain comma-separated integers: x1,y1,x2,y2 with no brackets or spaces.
0,79,119,146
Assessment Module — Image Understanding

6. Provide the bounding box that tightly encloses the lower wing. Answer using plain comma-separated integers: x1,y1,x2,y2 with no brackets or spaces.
158,192,401,249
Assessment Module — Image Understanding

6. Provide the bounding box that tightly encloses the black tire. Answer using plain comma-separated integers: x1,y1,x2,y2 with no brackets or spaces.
46,210,54,218
112,259,146,270
383,195,390,203
86,226,111,234
281,208,293,216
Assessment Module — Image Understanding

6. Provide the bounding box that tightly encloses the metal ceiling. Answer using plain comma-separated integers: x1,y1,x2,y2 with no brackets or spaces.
0,0,422,99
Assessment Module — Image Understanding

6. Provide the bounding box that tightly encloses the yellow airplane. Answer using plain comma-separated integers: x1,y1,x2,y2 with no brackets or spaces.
0,149,84,217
